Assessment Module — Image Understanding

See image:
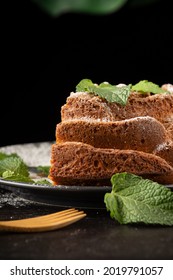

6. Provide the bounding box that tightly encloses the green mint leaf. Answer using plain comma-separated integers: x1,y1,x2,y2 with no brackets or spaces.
36,166,50,177
2,170,15,178
2,172,34,183
132,80,167,94
76,79,131,105
0,152,33,182
76,79,93,92
0,152,20,161
34,179,53,186
104,172,173,226
96,83,131,105
0,152,51,184
0,156,30,179
32,0,128,16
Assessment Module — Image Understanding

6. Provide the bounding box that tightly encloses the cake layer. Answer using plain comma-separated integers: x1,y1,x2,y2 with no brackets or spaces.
61,91,173,140
154,141,173,167
56,116,170,154
49,142,173,185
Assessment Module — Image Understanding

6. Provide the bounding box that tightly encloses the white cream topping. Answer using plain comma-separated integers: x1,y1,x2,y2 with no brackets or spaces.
155,142,170,152
161,84,173,94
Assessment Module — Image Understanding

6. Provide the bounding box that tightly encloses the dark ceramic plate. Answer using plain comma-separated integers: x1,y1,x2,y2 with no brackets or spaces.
0,179,112,209
0,142,172,209
0,178,172,209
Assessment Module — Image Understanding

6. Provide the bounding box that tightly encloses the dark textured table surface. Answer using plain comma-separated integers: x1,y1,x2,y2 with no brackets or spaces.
0,189,173,260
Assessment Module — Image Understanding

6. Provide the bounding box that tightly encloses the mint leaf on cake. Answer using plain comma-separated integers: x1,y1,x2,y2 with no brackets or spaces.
76,79,131,105
131,80,168,94
104,172,173,226
75,79,172,106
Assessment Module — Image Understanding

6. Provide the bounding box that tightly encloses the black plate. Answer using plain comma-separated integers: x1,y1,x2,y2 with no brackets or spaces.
0,179,112,209
0,179,173,209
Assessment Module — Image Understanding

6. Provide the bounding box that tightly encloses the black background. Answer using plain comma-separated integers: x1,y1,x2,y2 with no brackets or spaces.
1,0,173,147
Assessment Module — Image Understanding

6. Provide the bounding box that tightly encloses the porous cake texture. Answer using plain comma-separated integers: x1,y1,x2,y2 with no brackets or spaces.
49,83,173,186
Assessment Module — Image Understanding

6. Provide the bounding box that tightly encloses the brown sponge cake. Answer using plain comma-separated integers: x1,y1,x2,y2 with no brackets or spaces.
49,82,173,186
49,142,173,186
154,141,173,167
56,116,169,153
61,91,173,140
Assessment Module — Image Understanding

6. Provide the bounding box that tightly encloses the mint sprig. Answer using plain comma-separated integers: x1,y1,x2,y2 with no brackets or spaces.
36,165,50,177
76,79,131,106
0,152,19,161
0,153,34,183
0,152,52,185
104,172,173,226
131,80,167,94
34,179,53,186
76,79,171,106
0,155,29,178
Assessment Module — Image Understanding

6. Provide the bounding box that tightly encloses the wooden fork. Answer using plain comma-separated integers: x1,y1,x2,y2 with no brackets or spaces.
0,208,86,232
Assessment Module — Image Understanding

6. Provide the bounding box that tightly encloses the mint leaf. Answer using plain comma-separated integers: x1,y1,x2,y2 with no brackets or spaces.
0,155,33,183
104,173,173,226
0,152,52,184
76,79,131,105
76,78,171,105
132,80,167,94
0,152,20,161
36,165,50,176
76,79,93,92
34,179,52,186
0,156,29,177
94,83,131,105
2,171,34,183
33,0,128,16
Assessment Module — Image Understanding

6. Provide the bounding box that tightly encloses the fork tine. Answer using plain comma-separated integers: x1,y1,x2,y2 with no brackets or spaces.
0,208,78,225
0,208,87,232
1,210,86,226
26,213,87,231
28,211,86,225
0,213,86,232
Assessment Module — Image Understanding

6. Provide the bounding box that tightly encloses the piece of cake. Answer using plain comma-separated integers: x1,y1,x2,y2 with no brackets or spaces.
49,80,173,186
61,91,173,140
50,142,173,185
